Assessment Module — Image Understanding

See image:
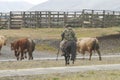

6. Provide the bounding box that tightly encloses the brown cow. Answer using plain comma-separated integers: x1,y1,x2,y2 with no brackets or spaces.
0,35,7,55
11,38,35,60
76,37,101,61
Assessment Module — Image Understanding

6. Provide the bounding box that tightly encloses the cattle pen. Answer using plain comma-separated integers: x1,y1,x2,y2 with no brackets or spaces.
0,9,120,29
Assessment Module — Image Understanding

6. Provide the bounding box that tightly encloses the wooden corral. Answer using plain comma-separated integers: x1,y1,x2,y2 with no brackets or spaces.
1,9,120,29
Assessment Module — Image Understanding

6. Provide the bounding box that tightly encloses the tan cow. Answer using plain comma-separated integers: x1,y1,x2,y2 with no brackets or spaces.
0,35,7,55
77,37,101,61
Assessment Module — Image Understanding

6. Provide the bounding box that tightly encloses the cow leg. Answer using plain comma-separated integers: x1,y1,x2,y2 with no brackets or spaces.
0,46,2,55
28,51,33,60
96,49,102,61
89,50,92,60
81,51,85,60
24,52,27,59
20,50,24,60
14,50,19,61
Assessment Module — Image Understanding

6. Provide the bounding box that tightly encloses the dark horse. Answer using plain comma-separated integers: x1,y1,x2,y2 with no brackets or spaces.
11,38,35,60
62,40,77,65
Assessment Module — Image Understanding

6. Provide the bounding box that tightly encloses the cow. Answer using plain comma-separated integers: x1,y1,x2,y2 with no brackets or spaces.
61,40,77,65
11,38,35,60
76,37,101,61
0,35,7,55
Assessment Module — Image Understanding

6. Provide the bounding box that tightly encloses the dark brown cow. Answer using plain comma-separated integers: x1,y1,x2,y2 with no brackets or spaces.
11,38,35,60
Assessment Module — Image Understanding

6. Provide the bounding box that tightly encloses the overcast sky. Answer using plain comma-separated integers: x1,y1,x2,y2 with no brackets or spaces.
0,0,48,4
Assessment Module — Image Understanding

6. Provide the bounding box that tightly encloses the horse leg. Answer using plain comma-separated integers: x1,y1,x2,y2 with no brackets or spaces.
64,52,69,66
96,49,102,61
67,55,70,65
65,55,68,66
72,56,75,64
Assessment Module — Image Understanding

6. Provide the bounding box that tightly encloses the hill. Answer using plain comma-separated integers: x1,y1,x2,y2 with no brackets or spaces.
0,1,34,12
30,0,120,11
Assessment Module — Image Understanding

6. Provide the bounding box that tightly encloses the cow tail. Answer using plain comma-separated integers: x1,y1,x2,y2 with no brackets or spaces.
93,39,99,52
28,39,32,52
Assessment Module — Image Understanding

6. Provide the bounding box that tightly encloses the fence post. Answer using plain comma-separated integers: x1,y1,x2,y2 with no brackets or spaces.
112,11,115,27
102,10,105,28
81,9,85,27
0,13,1,27
39,12,42,28
91,10,94,27
8,11,12,29
22,12,25,28
48,11,51,28
64,12,67,27
74,12,76,18
57,12,59,27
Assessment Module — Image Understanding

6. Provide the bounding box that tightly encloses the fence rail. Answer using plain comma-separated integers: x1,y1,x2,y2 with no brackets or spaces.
0,9,120,29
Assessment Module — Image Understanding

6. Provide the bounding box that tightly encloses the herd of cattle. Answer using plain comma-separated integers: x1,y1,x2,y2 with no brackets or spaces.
0,36,35,61
0,35,101,65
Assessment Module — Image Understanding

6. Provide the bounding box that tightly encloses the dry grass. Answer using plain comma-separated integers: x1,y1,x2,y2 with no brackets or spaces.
1,27,120,51
0,27,120,40
1,70,120,80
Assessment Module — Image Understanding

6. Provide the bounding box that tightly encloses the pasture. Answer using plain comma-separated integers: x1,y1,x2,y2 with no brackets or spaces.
0,27,120,79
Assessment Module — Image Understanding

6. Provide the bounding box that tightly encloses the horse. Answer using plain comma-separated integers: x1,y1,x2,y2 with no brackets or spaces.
0,35,7,55
11,38,35,60
77,37,101,61
62,40,77,65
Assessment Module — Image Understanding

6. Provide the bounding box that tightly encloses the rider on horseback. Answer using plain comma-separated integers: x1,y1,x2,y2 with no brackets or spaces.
60,24,76,56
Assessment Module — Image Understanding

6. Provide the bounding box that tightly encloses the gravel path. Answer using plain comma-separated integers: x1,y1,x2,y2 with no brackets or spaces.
0,64,120,77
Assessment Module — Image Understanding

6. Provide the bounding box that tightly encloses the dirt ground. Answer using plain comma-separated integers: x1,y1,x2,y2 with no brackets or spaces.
0,34,120,60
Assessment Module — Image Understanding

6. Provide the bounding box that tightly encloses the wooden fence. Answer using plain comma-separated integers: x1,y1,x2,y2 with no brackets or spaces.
0,9,120,29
